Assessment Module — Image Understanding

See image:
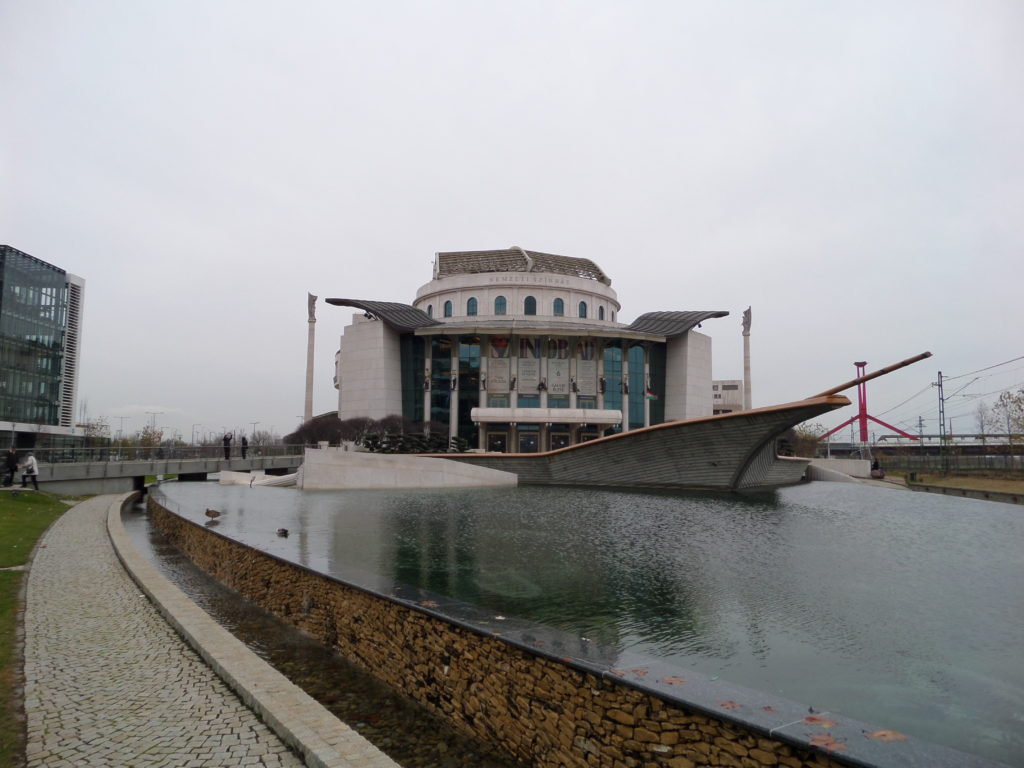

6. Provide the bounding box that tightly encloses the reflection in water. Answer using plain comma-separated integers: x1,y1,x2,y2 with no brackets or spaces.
156,482,1024,767
123,507,516,768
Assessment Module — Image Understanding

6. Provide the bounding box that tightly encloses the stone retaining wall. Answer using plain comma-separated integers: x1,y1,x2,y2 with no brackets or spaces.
147,496,850,768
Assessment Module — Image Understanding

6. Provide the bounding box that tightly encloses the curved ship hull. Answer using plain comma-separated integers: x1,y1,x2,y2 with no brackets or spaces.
441,395,850,492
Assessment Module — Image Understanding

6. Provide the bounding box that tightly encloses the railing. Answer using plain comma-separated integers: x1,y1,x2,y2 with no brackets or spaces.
14,444,306,465
874,453,1024,476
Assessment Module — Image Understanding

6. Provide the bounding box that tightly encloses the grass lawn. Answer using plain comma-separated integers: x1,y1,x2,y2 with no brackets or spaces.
0,491,73,768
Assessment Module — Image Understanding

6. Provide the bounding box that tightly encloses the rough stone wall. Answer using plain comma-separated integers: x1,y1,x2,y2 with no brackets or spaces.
149,498,845,768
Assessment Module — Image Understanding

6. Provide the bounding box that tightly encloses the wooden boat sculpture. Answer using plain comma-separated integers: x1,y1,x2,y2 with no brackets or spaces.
441,353,931,492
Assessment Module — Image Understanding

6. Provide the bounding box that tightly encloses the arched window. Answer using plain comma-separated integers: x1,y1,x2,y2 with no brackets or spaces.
553,298,564,316
495,295,507,315
467,297,478,316
427,304,433,318
524,296,537,315
443,300,453,318
578,301,588,319
598,306,605,320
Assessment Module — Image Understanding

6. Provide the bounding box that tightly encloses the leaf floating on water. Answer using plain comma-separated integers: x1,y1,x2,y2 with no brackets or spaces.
804,715,838,728
719,701,742,710
420,600,439,607
660,676,686,685
609,668,626,677
630,668,649,676
761,706,777,712
561,657,574,663
866,730,907,742
808,734,848,752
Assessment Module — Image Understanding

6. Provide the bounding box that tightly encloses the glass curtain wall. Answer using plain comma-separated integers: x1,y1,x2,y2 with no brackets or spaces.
0,251,68,424
628,344,646,430
457,336,480,447
429,337,452,428
603,344,622,434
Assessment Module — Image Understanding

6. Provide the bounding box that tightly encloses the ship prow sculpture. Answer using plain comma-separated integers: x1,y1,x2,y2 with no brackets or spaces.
441,352,932,492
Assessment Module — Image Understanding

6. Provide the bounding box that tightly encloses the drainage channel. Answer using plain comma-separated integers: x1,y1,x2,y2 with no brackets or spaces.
121,504,517,768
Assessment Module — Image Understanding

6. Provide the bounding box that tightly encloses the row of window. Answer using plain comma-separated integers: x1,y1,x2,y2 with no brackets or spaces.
426,297,609,321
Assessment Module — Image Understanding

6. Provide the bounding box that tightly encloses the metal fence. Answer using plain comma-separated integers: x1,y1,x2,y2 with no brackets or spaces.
11,444,306,465
875,453,1024,476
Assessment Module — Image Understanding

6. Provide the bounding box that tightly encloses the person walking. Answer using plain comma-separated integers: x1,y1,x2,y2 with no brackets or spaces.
222,432,233,460
4,448,18,487
241,435,248,459
21,452,39,490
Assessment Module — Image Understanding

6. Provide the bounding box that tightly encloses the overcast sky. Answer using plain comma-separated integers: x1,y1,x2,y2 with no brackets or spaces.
2,1,1021,443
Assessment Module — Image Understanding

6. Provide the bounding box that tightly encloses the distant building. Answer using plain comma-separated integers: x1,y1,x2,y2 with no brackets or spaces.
712,379,743,414
0,245,85,450
330,247,727,452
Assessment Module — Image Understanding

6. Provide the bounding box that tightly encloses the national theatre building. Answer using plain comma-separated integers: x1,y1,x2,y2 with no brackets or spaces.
329,248,727,453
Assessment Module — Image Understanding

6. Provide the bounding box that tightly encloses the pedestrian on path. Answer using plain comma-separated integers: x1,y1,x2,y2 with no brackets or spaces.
241,435,248,459
223,432,233,460
21,451,39,490
4,447,18,486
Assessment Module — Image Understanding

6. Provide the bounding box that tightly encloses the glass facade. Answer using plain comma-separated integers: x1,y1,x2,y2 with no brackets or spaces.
0,248,69,425
457,336,480,446
628,344,646,430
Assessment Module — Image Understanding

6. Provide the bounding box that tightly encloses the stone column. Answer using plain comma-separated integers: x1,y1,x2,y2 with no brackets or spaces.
742,306,752,410
304,293,317,423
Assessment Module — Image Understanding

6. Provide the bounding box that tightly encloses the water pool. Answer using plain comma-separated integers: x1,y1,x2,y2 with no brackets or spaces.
157,481,1024,765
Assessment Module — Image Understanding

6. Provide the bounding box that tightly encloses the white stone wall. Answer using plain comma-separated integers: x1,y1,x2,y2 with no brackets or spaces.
664,331,713,421
712,379,744,413
300,447,517,489
413,272,621,325
336,316,403,421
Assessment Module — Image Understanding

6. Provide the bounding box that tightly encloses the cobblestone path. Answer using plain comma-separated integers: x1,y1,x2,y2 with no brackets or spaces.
23,496,305,768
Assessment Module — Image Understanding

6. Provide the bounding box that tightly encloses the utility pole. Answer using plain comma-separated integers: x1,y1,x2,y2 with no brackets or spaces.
934,372,947,473
144,411,163,430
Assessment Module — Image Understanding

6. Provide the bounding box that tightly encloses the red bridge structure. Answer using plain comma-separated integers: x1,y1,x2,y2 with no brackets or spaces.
818,361,919,443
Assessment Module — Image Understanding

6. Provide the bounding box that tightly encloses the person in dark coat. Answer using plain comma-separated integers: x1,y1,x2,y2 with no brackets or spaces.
4,448,18,487
241,435,248,459
222,432,233,460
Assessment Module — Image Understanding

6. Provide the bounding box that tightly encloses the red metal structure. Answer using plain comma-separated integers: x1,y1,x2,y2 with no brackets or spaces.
818,361,918,442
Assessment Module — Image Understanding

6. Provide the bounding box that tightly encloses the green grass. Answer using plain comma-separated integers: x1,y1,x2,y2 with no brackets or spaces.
0,491,71,768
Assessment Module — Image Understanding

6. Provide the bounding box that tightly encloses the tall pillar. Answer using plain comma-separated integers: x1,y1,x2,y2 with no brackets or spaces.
742,306,752,410
304,293,317,423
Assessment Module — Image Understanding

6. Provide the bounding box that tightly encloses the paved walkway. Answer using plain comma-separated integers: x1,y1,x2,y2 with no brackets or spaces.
23,495,305,768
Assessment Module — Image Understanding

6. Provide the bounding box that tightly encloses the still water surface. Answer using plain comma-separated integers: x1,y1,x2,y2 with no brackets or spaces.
157,481,1024,766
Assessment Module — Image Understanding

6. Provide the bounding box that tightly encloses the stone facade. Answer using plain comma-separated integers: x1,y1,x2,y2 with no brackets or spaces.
150,497,848,768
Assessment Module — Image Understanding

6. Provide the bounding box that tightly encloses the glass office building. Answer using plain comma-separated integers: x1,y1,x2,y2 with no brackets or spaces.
0,245,85,449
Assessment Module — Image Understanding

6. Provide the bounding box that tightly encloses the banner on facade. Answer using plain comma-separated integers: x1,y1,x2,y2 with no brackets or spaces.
576,359,597,396
489,358,510,393
548,359,570,394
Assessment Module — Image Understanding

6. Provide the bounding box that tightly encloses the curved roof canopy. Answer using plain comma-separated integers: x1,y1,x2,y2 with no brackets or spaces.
325,299,439,332
435,247,611,285
625,310,729,338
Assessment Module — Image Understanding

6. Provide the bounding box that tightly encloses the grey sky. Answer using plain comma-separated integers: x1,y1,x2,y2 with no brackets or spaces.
2,1,1021,442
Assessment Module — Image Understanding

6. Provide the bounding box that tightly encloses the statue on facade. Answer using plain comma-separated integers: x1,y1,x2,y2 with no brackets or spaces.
742,306,752,336
307,293,318,322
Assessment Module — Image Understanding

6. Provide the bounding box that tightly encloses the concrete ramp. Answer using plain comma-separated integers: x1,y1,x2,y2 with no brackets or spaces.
300,447,517,490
